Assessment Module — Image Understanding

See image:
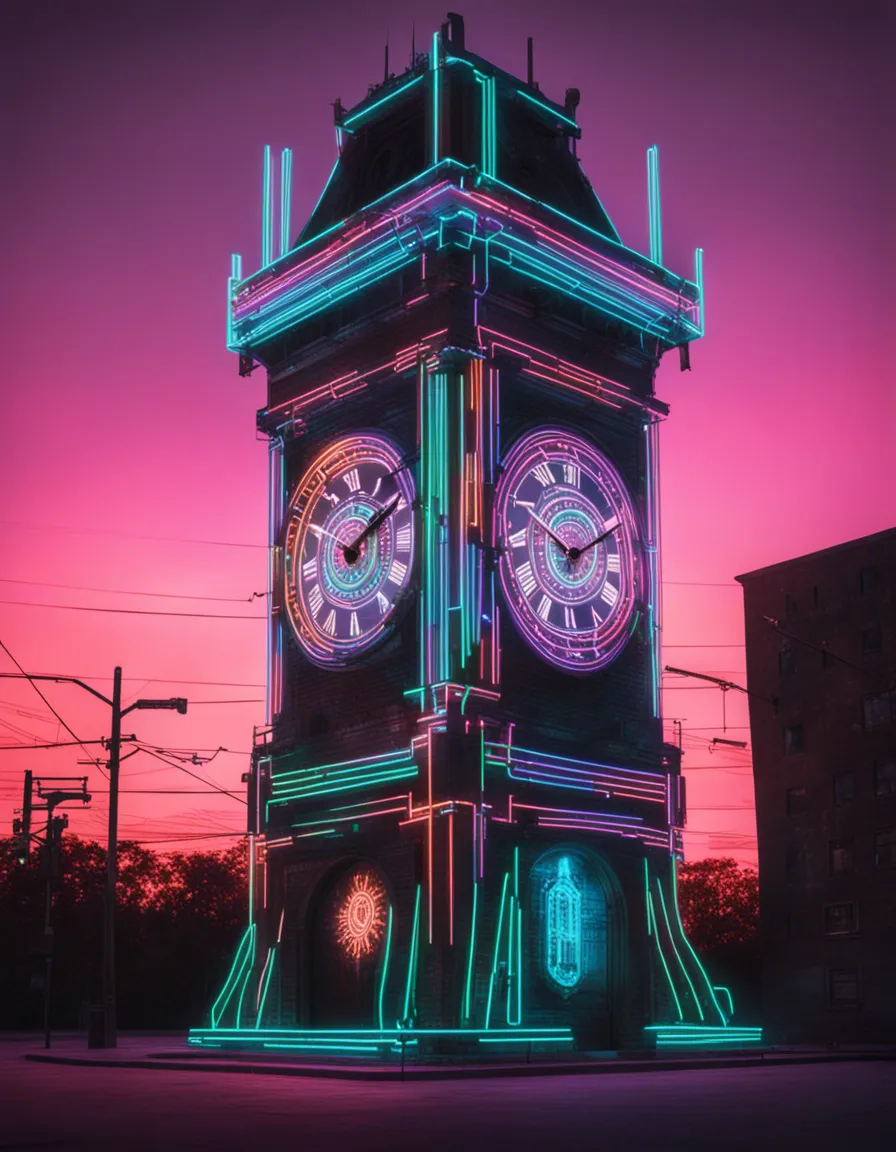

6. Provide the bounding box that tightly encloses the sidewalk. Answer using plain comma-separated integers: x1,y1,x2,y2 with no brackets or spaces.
16,1033,896,1080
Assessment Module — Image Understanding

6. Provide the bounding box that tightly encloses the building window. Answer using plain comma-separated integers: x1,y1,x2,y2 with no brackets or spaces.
833,770,855,806
829,839,855,874
874,758,896,797
874,828,896,869
784,723,804,754
860,565,878,595
824,903,858,936
778,642,796,676
863,690,895,730
861,625,882,655
785,848,806,881
828,968,860,1008
786,786,808,816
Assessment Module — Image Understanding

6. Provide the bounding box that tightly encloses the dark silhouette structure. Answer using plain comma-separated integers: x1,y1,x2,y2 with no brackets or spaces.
737,527,896,1042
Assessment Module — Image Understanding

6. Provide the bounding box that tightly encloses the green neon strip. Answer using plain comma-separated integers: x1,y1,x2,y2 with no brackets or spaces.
235,924,257,1028
644,857,652,936
280,148,292,257
211,924,253,1028
695,247,705,335
647,888,683,1021
198,1027,571,1038
274,752,415,782
516,86,580,131
647,145,662,266
403,885,421,1022
715,986,735,1017
508,846,521,1025
655,878,703,1022
431,32,440,166
671,860,727,1026
485,872,509,1029
378,904,393,1030
478,1036,574,1044
261,145,272,268
343,74,425,130
255,945,276,1029
272,767,418,803
464,881,479,1021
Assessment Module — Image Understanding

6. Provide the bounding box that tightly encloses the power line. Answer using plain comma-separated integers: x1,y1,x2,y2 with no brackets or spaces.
0,738,108,751
0,577,267,604
0,520,266,550
0,639,108,778
0,600,265,620
186,699,265,706
127,744,246,806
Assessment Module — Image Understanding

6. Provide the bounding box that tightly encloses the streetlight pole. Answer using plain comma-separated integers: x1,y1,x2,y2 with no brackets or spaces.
0,668,186,1050
102,666,122,1048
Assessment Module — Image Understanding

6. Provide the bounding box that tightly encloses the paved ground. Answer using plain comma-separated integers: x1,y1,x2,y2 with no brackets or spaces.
1,1038,893,1152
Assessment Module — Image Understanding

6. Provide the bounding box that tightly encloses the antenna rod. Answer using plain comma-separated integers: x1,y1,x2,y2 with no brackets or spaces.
527,37,534,86
384,34,389,82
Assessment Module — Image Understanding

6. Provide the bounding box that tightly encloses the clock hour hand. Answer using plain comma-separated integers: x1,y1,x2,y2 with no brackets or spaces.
525,508,570,557
343,495,401,565
568,520,621,563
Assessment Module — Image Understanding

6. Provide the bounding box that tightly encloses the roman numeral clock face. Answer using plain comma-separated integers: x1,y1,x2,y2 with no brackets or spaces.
495,428,643,672
283,434,415,666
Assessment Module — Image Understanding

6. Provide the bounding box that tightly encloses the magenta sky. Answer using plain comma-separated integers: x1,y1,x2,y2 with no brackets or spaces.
2,0,892,864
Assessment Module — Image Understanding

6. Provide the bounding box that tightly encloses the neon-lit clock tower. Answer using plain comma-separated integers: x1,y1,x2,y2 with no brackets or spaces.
193,14,761,1057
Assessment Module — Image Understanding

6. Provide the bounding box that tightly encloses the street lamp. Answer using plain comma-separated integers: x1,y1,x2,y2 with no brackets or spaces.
0,667,188,1049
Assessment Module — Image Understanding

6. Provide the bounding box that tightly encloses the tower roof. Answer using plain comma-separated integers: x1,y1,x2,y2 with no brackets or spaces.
299,16,620,248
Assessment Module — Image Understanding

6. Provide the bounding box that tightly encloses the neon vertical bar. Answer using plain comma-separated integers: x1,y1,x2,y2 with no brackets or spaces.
647,145,662,266
267,437,284,726
262,144,273,268
227,253,242,351
431,31,440,166
279,147,292,257
695,247,705,335
644,418,662,719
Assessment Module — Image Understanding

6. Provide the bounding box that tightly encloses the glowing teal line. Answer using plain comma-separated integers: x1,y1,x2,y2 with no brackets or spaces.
431,32,440,166
464,881,479,1021
656,877,702,1021
280,148,292,257
378,904,393,1030
210,924,253,1028
235,924,257,1027
671,861,727,1025
646,875,683,1021
516,87,580,131
695,247,705,335
403,885,421,1022
197,1027,571,1038
478,1036,574,1044
714,986,735,1017
647,145,662,266
485,872,509,1029
274,754,415,783
271,767,418,803
261,145,272,268
255,945,276,1029
343,74,425,129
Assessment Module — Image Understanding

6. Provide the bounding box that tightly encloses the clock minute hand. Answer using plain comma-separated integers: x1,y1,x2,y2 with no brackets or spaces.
343,495,401,564
568,521,621,562
526,508,570,556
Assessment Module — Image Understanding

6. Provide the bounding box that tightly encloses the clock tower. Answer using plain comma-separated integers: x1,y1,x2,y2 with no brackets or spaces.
193,15,761,1058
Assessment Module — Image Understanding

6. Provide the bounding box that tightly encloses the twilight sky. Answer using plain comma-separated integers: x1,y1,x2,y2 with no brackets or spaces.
1,0,892,864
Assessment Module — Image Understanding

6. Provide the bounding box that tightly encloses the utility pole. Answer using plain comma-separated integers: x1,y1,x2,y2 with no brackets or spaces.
24,776,91,1049
102,666,122,1049
0,667,187,1049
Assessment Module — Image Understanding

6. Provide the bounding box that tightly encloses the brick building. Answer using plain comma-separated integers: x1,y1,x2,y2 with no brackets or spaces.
737,528,896,1042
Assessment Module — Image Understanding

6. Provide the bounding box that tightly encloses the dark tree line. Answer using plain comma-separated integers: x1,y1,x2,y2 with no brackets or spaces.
1,837,758,1030
0,835,247,1029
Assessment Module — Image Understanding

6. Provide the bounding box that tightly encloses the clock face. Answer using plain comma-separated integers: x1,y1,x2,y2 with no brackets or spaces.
495,428,642,672
283,434,416,666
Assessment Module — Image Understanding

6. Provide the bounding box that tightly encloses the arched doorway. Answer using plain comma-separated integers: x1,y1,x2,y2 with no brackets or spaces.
529,845,625,1048
308,863,390,1027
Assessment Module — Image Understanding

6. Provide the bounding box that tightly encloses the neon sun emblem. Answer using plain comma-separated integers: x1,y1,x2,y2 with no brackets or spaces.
336,871,387,960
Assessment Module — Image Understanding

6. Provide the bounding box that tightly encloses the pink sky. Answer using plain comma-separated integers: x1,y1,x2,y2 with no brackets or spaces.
2,0,892,864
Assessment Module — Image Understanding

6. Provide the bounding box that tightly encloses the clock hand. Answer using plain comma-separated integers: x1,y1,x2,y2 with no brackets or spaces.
526,508,570,556
343,495,401,565
567,520,621,563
